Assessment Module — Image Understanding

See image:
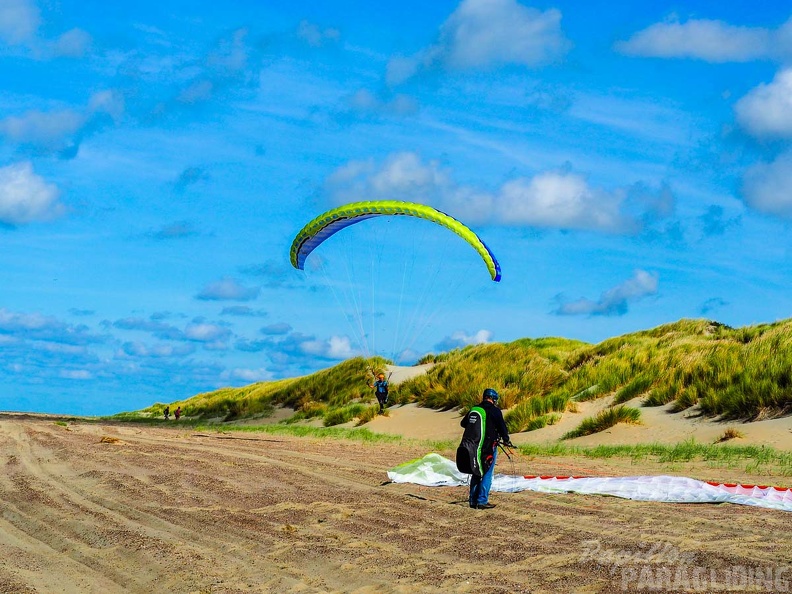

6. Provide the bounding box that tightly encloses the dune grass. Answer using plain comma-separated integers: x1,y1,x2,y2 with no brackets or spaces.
562,406,642,439
138,356,390,423
191,422,404,443
130,317,792,438
515,439,792,477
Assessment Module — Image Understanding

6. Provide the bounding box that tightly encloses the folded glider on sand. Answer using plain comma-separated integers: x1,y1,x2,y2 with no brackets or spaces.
387,454,792,512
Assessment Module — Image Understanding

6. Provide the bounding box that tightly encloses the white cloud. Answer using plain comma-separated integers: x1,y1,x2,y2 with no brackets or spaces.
326,152,654,233
299,335,358,360
183,322,232,343
555,270,659,316
742,150,792,219
735,68,792,139
0,90,124,152
616,18,772,62
0,0,39,45
0,109,85,147
387,0,570,85
297,20,340,47
0,162,64,225
120,341,196,358
221,367,274,383
52,28,91,57
88,90,125,121
435,329,492,352
326,152,451,206
326,335,356,359
196,277,260,301
0,0,93,59
0,307,104,345
496,171,637,232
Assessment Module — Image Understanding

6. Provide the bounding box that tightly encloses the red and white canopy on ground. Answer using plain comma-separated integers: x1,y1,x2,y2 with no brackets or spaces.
387,454,792,512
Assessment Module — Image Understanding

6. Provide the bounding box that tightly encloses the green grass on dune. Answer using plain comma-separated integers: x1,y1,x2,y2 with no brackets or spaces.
516,439,792,478
129,317,792,438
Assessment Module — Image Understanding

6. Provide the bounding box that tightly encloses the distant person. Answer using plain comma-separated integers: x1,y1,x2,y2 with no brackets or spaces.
164,406,170,420
174,406,181,420
369,372,389,413
456,388,514,509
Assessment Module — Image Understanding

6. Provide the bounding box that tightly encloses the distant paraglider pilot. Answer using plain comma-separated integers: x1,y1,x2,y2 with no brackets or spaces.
164,406,170,420
174,406,181,420
369,372,389,413
457,388,514,509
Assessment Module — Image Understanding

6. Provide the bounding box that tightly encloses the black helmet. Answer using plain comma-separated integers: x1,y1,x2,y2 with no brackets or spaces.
482,388,499,402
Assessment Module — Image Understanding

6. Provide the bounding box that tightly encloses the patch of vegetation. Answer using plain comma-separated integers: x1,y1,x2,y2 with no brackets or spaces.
323,403,368,427
717,427,745,443
127,317,792,430
515,439,792,478
562,406,642,440
192,423,402,443
355,404,384,425
504,393,569,433
525,413,561,432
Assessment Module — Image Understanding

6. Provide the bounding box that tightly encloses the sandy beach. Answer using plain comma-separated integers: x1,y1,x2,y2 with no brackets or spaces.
1,412,791,593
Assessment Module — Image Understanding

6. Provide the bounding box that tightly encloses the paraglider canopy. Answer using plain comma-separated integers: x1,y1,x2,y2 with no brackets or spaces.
289,200,501,282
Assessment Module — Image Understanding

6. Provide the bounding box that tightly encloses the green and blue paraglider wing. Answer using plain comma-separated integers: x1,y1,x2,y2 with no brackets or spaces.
289,200,501,282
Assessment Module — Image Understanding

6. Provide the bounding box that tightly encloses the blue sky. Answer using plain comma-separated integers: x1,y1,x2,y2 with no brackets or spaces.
2,0,792,415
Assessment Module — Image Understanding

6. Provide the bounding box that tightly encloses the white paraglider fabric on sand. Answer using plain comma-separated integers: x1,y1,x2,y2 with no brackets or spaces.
386,453,792,512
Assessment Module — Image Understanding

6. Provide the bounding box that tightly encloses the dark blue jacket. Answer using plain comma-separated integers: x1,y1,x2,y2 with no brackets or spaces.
460,399,510,448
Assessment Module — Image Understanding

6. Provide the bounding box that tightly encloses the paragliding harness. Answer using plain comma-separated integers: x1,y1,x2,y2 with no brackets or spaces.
456,406,495,478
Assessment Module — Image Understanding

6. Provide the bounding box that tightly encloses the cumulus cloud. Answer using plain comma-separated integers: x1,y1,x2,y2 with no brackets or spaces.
496,171,638,232
52,28,92,57
616,18,773,62
0,0,92,58
434,329,492,352
0,0,40,46
299,335,357,359
554,270,659,316
0,161,64,225
326,152,662,233
183,321,232,344
0,90,123,156
221,367,274,383
386,0,570,85
327,152,451,206
253,332,359,363
742,150,792,219
735,68,792,139
0,308,105,345
112,314,240,355
112,316,184,340
120,341,196,358
297,20,340,47
196,277,260,302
